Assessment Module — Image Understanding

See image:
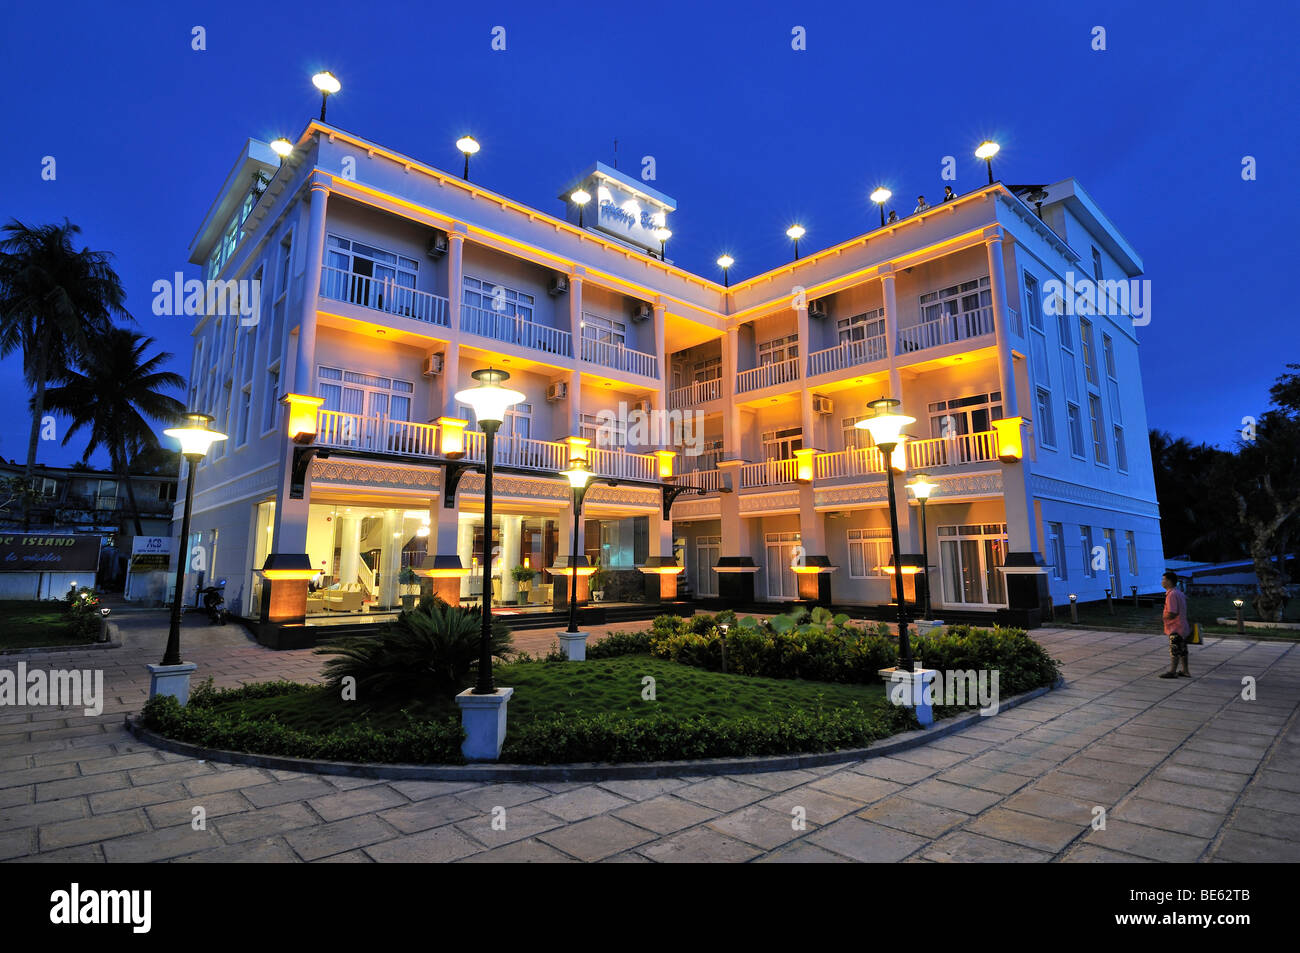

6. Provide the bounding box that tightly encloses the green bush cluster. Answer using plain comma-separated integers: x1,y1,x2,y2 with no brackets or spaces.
585,628,655,658
501,703,916,764
140,682,465,764
913,624,1061,696
64,586,102,640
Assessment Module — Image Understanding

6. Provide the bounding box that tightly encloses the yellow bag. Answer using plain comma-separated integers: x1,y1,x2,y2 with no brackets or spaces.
1187,623,1201,645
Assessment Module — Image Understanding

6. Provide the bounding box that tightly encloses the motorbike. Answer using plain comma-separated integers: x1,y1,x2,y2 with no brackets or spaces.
198,579,228,625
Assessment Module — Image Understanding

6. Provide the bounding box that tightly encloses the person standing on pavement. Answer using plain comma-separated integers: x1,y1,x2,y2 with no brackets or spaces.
1159,569,1191,678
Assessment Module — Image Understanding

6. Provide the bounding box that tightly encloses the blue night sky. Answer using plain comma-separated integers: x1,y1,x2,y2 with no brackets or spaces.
1,0,1295,467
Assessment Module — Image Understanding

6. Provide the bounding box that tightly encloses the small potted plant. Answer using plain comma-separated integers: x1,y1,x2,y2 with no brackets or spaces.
399,567,420,611
590,558,608,602
511,565,536,605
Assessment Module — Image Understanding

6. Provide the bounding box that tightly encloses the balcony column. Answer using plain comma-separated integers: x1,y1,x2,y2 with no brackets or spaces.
379,509,401,608
446,228,465,327
715,459,757,603
795,300,814,441
568,272,584,434
291,173,330,396
457,518,475,601
552,505,589,614
338,515,361,589
653,299,668,416
984,227,1019,416
877,267,916,556
879,266,902,401
500,515,523,603
721,327,741,460
643,507,680,601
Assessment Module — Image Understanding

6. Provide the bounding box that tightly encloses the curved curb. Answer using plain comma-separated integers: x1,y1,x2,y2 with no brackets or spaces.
124,677,1063,782
1,639,121,657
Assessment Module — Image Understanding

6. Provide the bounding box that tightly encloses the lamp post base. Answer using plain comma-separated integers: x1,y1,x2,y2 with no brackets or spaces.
455,687,514,761
556,630,589,661
879,666,939,727
146,662,199,705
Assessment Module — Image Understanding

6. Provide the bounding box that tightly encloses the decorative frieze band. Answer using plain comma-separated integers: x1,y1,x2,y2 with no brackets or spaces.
1029,473,1160,519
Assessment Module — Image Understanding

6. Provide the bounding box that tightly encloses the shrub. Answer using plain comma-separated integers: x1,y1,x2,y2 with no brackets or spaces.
315,598,512,702
65,586,102,640
586,628,654,658
913,624,1061,696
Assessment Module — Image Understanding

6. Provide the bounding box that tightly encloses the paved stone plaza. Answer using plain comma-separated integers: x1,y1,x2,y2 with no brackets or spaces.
1,614,1297,863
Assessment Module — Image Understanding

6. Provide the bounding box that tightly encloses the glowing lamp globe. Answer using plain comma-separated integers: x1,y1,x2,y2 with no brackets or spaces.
456,135,480,156
975,140,1001,160
270,138,293,158
454,368,524,427
561,457,595,491
164,413,227,459
312,71,341,95
855,398,915,450
870,187,892,205
909,474,938,501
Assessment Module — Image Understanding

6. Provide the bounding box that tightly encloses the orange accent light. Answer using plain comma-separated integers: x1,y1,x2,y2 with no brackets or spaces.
438,416,468,457
992,417,1024,463
793,447,818,483
654,450,676,479
282,394,325,444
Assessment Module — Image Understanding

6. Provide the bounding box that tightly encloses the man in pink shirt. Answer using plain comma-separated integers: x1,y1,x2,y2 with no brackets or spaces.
1159,569,1191,678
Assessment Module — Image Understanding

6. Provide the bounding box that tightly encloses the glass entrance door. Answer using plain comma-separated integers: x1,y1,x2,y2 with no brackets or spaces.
696,536,720,597
764,532,801,601
938,523,1008,606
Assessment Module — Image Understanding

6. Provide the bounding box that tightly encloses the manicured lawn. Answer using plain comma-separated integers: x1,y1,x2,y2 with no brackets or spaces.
1061,595,1299,637
203,655,892,734
0,600,93,650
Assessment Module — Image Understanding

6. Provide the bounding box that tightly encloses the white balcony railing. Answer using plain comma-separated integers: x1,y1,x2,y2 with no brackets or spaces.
736,357,801,394
673,469,725,492
896,306,994,355
814,446,886,480
807,335,888,377
317,410,439,456
580,334,658,378
586,446,659,482
462,430,568,472
906,430,998,469
460,304,573,357
667,378,723,410
740,458,799,488
319,265,449,326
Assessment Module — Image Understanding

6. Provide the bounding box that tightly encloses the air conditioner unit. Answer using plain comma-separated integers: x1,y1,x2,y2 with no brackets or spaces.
808,298,828,319
630,302,652,322
812,395,834,415
422,353,444,377
630,399,652,415
546,380,568,401
549,273,569,297
427,231,449,259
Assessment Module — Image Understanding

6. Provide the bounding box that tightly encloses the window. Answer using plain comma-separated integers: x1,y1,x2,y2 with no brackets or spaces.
1057,310,1073,351
761,427,803,460
1091,246,1103,282
919,276,990,323
1081,526,1096,578
1103,333,1122,424
582,313,626,347
1067,403,1086,458
937,523,1009,605
1080,318,1098,385
1023,273,1044,331
1035,387,1057,449
326,235,419,310
1047,522,1067,580
1113,425,1128,472
758,335,799,365
317,365,415,423
928,392,1003,438
693,356,721,383
262,366,280,433
462,275,534,321
276,234,294,296
837,309,884,344
236,386,252,445
842,415,869,450
1089,393,1108,464
848,528,892,578
580,412,625,448
1125,530,1139,576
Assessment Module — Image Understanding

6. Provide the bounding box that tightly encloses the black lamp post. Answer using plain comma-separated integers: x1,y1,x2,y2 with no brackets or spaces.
160,414,226,667
312,71,340,121
655,226,672,260
560,457,595,635
454,368,524,694
717,255,734,288
857,397,917,670
786,225,805,261
571,189,590,228
457,136,480,180
909,473,937,620
870,188,892,228
976,140,1000,185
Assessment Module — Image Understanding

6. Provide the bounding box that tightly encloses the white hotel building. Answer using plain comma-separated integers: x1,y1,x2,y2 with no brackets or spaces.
181,122,1163,645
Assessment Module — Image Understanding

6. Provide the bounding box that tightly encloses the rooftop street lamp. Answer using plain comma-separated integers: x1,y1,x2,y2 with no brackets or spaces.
570,189,591,228
786,224,806,261
457,135,480,180
654,226,672,259
870,187,892,227
454,368,524,694
908,473,938,621
270,138,293,163
856,397,917,670
560,456,595,638
975,140,1000,185
160,414,227,667
717,254,734,287
312,71,341,121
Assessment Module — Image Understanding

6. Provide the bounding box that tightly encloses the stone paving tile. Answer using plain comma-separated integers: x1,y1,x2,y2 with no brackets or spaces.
39,809,147,851
1057,757,1151,785
807,816,928,862
101,825,224,862
595,777,689,800
707,805,808,850
0,828,33,860
1221,806,1300,842
363,825,482,863
759,785,864,825
1063,844,1155,863
386,780,481,800
1213,829,1300,863
242,776,337,808
1082,819,1210,863
313,849,374,862
87,781,188,814
904,779,1004,815
733,769,821,791
1240,786,1300,815
145,790,252,829
212,803,321,843
125,760,215,787
1113,798,1225,839
34,772,131,802
848,757,936,784
537,816,655,862
453,782,548,812
675,777,770,812
922,830,1053,863
858,795,967,839
757,841,853,863
1002,788,1098,825
283,814,399,861
966,808,1086,853
891,746,970,769
454,804,564,848
1130,778,1239,814
530,786,631,822
636,825,762,863
1152,763,1252,794
460,838,577,863
968,751,1065,778
0,797,87,832
377,795,479,835
808,770,903,805
936,764,1033,796
611,795,718,835
307,785,408,822
1168,750,1262,775
183,767,275,797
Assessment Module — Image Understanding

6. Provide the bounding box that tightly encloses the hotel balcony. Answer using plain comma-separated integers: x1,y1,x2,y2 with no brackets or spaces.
315,409,659,482
579,328,659,379
895,306,995,357
320,265,450,327
807,334,888,378
736,356,801,394
459,303,573,358
667,378,723,411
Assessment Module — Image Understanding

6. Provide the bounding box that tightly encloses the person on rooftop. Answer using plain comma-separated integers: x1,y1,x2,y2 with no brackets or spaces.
886,210,898,224
914,195,930,213
942,185,957,202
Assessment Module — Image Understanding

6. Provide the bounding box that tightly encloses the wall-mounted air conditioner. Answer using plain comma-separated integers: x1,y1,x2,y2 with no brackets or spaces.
422,353,445,377
427,231,449,259
549,274,569,297
630,399,652,414
812,395,833,415
808,298,828,319
630,302,652,322
546,380,568,401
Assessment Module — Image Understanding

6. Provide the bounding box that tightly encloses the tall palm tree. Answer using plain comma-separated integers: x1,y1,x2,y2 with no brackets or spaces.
41,328,185,536
0,219,127,522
